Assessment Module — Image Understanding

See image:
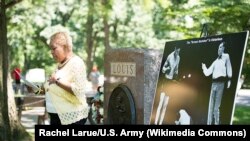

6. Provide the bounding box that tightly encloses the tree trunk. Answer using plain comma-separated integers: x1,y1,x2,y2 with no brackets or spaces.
0,0,32,140
102,0,111,51
86,0,95,75
23,46,30,73
0,1,12,140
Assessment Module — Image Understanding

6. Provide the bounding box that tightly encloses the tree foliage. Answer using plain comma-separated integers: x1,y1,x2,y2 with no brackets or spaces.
4,0,250,86
152,0,250,84
4,0,250,83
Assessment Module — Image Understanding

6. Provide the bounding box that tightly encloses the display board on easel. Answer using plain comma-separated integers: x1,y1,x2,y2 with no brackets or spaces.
150,31,249,125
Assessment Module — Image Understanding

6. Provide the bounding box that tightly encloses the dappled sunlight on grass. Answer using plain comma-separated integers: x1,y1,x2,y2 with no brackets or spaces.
233,105,250,125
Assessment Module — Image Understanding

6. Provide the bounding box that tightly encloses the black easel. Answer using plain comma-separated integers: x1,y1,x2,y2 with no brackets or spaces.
200,23,208,38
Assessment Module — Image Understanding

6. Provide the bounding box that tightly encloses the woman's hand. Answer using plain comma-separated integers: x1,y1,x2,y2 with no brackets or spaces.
48,73,57,85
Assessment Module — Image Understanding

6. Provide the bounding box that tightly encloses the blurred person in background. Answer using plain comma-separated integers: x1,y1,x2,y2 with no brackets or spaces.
11,66,21,94
89,65,100,91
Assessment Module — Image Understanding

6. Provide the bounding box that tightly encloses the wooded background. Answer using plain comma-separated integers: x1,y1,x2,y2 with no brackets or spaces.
3,0,250,77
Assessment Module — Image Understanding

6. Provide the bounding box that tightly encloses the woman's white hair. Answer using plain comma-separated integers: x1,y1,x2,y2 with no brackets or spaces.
50,31,73,51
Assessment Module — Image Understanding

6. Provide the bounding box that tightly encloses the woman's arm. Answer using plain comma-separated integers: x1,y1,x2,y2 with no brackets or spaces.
55,78,74,94
48,73,74,94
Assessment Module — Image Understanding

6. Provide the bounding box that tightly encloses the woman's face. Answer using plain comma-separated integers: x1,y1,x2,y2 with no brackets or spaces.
50,38,67,63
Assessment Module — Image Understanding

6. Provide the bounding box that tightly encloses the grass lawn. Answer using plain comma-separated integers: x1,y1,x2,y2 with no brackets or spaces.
233,105,250,125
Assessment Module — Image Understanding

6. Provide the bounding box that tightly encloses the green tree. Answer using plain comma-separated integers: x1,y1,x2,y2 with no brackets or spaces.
1,0,32,141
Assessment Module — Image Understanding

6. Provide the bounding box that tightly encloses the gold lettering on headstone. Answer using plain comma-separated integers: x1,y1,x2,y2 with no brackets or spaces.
111,62,136,77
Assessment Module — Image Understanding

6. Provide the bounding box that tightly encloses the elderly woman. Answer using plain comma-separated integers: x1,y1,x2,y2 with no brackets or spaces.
44,32,89,125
